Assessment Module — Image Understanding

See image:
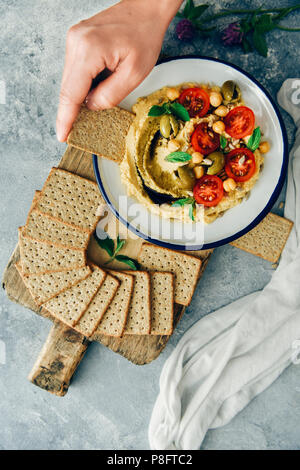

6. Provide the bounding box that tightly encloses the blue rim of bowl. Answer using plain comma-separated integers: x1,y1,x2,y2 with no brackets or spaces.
93,55,289,251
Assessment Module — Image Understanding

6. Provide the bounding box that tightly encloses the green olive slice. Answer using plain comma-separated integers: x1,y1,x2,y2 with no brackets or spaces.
160,115,171,138
221,81,241,103
222,80,235,101
169,115,179,137
206,151,225,175
177,166,196,190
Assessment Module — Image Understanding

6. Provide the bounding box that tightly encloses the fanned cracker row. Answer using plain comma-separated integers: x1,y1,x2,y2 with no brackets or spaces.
74,272,120,337
34,168,104,232
95,271,134,338
67,105,134,163
123,271,151,335
230,212,294,263
150,272,174,336
24,209,90,249
15,263,91,306
18,228,86,275
138,244,202,306
43,265,106,327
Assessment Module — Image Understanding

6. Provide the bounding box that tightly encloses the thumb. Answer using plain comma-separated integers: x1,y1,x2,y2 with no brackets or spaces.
86,57,145,110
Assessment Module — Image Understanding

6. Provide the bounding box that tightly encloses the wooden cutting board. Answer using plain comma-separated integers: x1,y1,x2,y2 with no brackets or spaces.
2,145,212,395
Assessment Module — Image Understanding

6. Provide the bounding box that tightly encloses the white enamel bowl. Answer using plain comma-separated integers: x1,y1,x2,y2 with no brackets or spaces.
93,56,288,250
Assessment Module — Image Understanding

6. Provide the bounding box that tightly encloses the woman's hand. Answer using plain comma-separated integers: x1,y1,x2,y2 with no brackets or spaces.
56,0,183,142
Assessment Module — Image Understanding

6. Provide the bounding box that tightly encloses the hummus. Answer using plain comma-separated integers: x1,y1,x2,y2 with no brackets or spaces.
120,83,264,223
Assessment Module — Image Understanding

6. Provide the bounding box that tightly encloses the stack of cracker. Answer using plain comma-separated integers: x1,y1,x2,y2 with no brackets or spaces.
17,168,121,338
17,167,204,341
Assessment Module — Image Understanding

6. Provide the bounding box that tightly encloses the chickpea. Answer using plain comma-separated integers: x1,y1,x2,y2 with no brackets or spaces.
166,87,180,101
223,178,237,192
215,105,229,117
193,166,205,179
259,141,271,154
210,91,223,108
192,152,204,164
212,120,226,134
168,139,180,152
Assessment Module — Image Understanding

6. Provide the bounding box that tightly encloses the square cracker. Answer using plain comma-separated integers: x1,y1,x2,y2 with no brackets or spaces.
150,272,174,336
94,270,134,338
18,228,86,275
230,212,293,263
43,265,106,327
34,167,104,232
123,271,151,335
67,105,134,163
138,244,202,306
15,262,91,306
24,209,90,250
74,271,120,337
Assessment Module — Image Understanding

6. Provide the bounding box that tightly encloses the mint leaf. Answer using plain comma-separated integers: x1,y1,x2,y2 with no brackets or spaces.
172,197,194,207
189,202,195,221
148,102,190,122
172,198,195,221
94,232,115,257
148,105,166,117
220,135,227,150
247,127,261,151
253,30,268,57
169,102,190,122
162,102,173,114
165,151,192,163
115,255,140,271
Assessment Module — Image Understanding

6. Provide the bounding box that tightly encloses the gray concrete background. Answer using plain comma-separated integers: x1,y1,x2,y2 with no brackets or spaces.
0,0,299,450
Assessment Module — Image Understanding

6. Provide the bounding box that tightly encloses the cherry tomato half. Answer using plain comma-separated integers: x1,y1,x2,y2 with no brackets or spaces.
179,87,210,118
193,175,224,207
224,106,255,139
225,148,256,182
191,122,220,156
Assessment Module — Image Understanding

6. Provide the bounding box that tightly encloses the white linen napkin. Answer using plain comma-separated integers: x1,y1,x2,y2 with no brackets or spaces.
149,79,300,450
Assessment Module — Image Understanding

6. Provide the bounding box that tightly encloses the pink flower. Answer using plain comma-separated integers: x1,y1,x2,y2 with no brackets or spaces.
176,19,195,41
222,22,244,46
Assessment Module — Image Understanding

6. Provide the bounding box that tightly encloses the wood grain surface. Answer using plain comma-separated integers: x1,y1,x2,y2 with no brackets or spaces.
2,145,212,394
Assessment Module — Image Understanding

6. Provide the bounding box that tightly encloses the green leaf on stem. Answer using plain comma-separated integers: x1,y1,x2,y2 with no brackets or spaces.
242,36,253,53
115,235,126,256
115,255,140,271
189,4,209,20
94,232,115,258
183,0,195,19
253,30,268,57
256,14,276,33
